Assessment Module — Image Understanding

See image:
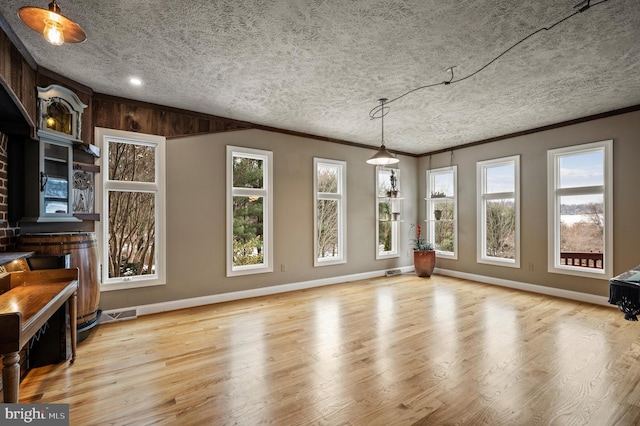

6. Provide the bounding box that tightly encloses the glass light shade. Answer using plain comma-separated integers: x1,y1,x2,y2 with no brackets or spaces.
366,145,399,165
18,2,87,45
43,19,64,45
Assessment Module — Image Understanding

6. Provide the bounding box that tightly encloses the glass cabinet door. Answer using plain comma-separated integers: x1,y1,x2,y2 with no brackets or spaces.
34,134,79,222
43,141,71,214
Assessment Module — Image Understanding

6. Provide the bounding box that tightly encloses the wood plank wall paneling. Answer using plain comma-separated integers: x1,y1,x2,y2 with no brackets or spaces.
93,94,251,139
0,29,37,137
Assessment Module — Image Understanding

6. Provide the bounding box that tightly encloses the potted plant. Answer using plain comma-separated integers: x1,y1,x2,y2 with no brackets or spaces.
431,190,445,220
411,224,435,277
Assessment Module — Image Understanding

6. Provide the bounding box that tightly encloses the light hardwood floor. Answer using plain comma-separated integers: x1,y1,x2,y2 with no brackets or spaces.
18,274,640,425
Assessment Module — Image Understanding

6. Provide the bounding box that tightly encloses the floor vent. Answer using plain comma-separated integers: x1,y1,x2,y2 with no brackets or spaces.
99,309,138,324
385,269,403,277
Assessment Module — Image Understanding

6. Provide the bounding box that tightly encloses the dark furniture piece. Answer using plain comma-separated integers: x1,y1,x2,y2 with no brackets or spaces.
608,265,640,321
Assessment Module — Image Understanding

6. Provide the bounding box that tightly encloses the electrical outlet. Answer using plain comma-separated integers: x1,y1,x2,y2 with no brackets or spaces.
528,263,534,271
281,264,286,272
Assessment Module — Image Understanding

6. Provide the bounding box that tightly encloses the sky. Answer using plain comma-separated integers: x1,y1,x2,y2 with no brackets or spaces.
478,149,604,206
559,150,604,189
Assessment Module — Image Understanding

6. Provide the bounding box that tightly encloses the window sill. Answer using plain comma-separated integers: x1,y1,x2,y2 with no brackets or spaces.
100,279,166,292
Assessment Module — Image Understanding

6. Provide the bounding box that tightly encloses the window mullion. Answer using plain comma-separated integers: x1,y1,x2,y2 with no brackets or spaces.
556,186,604,197
483,191,514,200
318,192,341,201
232,187,267,197
106,181,158,191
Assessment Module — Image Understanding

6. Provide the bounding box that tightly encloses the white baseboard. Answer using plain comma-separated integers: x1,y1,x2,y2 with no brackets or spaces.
101,266,415,321
100,265,612,323
433,267,612,307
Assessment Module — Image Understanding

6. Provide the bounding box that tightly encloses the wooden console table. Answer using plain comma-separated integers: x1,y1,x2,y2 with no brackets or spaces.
0,268,78,403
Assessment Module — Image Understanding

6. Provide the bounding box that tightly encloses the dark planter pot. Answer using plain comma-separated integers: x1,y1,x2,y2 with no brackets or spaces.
413,250,436,277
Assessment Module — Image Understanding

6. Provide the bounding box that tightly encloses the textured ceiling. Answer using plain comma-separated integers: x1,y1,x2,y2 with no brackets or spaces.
1,0,639,155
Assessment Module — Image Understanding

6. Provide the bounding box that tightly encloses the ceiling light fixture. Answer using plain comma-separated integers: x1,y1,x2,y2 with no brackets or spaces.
366,98,399,166
18,1,86,45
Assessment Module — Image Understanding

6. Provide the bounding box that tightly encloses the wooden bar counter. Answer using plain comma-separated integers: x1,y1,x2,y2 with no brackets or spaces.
0,268,78,403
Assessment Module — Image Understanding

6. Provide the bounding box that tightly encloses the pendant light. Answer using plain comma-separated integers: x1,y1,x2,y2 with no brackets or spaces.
18,1,86,45
366,98,399,165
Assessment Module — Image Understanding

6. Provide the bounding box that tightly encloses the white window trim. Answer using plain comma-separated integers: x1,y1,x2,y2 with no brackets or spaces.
426,165,458,259
375,166,399,260
314,158,347,266
547,140,613,279
95,127,167,291
226,146,274,277
477,155,520,268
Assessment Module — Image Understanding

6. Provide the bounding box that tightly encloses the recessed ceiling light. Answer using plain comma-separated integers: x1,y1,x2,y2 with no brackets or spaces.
129,77,143,86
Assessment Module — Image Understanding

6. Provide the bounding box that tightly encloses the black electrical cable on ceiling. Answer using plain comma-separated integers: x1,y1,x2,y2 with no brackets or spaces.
369,0,611,119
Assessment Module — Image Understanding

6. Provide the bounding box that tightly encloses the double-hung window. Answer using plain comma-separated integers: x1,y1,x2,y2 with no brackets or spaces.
227,146,273,276
95,127,166,290
547,140,612,277
314,158,346,266
376,166,401,259
426,166,457,258
477,156,520,267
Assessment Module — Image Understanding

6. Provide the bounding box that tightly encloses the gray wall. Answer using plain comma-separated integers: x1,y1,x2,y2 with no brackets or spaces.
100,109,640,310
420,110,640,297
99,129,418,310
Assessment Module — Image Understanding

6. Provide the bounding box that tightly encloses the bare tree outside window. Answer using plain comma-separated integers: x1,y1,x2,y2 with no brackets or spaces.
108,191,155,277
317,165,339,259
485,199,516,258
107,140,157,278
560,198,604,255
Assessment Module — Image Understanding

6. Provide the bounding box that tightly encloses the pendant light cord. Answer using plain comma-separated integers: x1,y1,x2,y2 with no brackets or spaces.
380,99,385,146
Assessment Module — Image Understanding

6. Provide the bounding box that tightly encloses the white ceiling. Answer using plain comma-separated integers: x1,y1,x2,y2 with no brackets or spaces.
1,0,639,154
